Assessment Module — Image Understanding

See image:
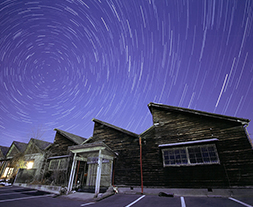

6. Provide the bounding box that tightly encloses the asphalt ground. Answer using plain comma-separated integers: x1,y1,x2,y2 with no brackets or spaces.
0,186,84,207
83,194,253,207
0,186,253,207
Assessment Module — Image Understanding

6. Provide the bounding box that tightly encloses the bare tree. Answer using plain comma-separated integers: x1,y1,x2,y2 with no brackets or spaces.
27,124,46,141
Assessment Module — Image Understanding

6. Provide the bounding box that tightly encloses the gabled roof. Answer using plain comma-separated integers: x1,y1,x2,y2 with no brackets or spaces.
12,141,28,153
24,138,52,154
54,129,87,145
140,125,155,136
30,138,52,151
92,118,139,138
148,102,250,125
6,141,28,158
0,146,9,157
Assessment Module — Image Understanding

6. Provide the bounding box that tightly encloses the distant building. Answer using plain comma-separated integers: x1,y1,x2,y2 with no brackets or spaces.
0,141,27,181
14,138,51,184
0,146,9,178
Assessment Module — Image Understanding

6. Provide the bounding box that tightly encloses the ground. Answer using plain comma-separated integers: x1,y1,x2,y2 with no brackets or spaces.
0,186,253,207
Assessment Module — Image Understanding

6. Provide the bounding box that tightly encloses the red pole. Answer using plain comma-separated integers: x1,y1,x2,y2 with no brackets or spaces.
139,137,143,194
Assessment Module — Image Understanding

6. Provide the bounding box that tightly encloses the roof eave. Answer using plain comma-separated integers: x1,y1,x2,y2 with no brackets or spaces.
54,128,86,145
148,102,250,124
92,118,139,138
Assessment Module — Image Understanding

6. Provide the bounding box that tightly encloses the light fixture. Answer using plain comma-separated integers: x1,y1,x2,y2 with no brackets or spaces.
26,161,34,169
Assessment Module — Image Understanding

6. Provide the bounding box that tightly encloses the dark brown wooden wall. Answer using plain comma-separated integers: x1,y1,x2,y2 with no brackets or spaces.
48,132,77,157
141,107,253,188
89,122,141,186
41,132,77,186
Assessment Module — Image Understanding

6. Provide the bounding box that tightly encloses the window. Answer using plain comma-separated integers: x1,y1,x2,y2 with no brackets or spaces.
162,144,219,166
58,159,68,170
3,167,14,178
49,158,68,170
49,160,58,170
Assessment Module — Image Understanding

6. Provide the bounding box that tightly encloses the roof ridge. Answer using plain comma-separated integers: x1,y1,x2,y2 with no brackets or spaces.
54,128,87,145
29,138,52,150
148,102,250,124
92,118,139,137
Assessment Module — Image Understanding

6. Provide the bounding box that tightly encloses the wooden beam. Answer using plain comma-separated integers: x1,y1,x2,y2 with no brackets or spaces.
67,153,77,193
95,150,102,195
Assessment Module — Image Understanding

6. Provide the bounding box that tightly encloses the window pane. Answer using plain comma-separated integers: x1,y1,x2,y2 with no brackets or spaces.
49,160,59,170
190,157,196,163
210,156,218,162
58,158,68,170
188,145,219,164
163,148,187,166
163,144,219,166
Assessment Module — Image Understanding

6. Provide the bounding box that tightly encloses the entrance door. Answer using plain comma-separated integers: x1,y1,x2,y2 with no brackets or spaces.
73,161,88,190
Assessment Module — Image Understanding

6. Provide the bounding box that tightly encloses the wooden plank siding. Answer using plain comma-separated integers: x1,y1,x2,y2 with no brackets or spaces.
88,122,141,186
42,132,77,186
141,106,253,188
48,132,77,157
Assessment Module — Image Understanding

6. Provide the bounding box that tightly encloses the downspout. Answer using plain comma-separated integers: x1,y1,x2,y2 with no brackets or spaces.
139,137,143,194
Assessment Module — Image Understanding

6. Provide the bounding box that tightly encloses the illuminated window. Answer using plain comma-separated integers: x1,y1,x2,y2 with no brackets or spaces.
162,144,219,166
3,167,14,177
26,161,34,169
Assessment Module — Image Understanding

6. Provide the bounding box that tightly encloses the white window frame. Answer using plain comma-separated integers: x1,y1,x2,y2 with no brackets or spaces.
162,143,220,167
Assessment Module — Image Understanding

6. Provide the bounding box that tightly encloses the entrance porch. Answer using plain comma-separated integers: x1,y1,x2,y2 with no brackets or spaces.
67,142,116,195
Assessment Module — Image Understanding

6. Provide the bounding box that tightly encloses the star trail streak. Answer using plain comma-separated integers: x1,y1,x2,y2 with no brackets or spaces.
0,0,253,146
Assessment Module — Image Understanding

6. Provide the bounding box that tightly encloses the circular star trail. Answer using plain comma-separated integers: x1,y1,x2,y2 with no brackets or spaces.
0,0,253,146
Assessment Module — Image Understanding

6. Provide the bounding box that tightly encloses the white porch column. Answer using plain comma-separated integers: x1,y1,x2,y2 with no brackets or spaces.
95,150,102,195
67,153,77,193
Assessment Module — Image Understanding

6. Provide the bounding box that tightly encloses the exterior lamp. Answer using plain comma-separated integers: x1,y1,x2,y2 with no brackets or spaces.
26,161,34,169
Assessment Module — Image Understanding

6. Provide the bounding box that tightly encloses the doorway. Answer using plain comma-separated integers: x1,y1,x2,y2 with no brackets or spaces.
73,161,88,191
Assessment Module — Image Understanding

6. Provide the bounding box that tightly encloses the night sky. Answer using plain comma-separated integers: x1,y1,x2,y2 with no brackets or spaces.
1,0,253,147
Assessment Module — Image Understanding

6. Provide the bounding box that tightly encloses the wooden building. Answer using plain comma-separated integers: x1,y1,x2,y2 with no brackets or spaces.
0,141,27,181
140,103,253,188
67,119,138,194
0,146,9,179
11,102,253,194
74,102,253,192
14,138,52,184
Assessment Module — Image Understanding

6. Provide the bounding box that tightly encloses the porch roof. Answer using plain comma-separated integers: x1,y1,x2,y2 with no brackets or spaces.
68,141,117,156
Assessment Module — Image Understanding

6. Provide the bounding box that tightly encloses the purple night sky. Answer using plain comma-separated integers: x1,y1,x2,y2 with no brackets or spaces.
0,0,253,147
